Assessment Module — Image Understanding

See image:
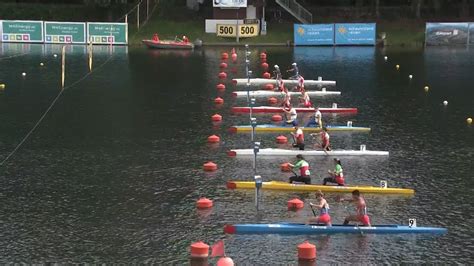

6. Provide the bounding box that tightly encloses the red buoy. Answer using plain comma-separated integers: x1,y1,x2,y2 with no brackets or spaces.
214,97,224,104
231,53,237,62
211,114,222,122
203,162,217,171
220,62,228,69
217,257,234,266
261,62,269,69
281,162,291,172
268,97,278,105
216,83,226,91
262,72,271,79
227,150,237,157
232,79,237,85
190,241,210,258
272,115,283,122
276,135,287,143
221,52,229,60
218,72,227,80
207,135,220,143
288,198,304,210
297,241,317,261
196,197,213,209
264,83,274,90
260,52,267,59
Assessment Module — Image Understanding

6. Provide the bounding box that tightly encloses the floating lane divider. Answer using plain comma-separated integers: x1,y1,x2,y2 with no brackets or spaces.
232,78,336,87
231,106,358,114
223,223,447,235
226,181,414,195
229,124,371,133
227,146,389,157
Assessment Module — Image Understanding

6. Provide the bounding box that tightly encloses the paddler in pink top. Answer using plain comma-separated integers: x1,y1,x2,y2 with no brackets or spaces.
307,190,332,225
340,190,371,226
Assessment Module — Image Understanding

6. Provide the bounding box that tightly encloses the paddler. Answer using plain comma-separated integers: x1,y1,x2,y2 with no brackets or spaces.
323,158,344,186
300,88,312,107
283,106,298,126
305,106,322,128
182,35,189,43
310,127,331,151
297,75,305,91
340,190,371,227
288,154,311,184
307,190,332,225
272,65,282,80
290,126,305,150
287,62,300,79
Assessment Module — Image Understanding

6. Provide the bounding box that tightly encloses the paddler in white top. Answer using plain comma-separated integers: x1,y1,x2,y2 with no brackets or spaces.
287,62,300,79
305,106,322,128
272,65,282,81
283,106,298,126
290,126,305,150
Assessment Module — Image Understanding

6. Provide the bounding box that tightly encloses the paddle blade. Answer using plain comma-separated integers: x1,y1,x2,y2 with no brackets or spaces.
210,240,225,257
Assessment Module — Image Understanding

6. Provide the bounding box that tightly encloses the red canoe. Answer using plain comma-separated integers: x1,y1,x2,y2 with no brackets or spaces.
142,39,194,49
231,106,358,114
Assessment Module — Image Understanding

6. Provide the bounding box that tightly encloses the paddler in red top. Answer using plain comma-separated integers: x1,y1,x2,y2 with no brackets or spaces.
152,33,159,42
311,127,331,151
340,190,371,227
290,126,305,150
182,35,189,43
307,190,332,225
288,154,311,184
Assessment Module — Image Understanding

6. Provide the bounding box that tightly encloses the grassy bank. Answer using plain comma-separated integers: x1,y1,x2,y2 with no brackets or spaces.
131,14,425,47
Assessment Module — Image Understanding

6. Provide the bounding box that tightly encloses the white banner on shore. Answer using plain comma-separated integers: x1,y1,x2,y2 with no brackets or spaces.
213,0,247,8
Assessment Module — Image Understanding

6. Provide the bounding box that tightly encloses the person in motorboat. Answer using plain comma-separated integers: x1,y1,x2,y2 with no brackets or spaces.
287,62,300,79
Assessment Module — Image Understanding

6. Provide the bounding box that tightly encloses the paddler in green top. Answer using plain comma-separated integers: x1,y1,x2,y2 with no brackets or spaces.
288,154,311,184
323,158,344,186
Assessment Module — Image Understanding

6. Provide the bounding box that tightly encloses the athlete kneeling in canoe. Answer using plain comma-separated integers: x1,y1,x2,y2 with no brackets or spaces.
307,190,332,225
340,190,371,227
283,106,298,126
288,154,311,184
323,158,344,186
290,126,305,150
310,127,331,151
299,88,312,108
305,106,322,128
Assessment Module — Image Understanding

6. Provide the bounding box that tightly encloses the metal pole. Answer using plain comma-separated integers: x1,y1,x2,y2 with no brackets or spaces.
255,175,262,210
147,0,149,18
236,9,239,43
137,4,140,30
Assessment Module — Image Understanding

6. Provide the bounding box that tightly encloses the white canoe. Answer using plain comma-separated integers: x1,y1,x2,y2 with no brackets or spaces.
232,78,336,87
227,147,389,157
232,90,341,98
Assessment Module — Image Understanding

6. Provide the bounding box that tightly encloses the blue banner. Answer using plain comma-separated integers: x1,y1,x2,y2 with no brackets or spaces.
425,23,469,45
294,24,334,46
335,23,376,45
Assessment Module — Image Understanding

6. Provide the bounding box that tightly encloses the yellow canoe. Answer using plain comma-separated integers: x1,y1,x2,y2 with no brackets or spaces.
227,181,414,195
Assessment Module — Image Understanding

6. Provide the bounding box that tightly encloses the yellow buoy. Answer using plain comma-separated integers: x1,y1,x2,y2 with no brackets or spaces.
424,86,429,92
0,84,5,89
467,118,473,124
396,64,400,70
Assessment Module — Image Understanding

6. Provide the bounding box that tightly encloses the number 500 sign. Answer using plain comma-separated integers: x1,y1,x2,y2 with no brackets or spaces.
216,24,259,37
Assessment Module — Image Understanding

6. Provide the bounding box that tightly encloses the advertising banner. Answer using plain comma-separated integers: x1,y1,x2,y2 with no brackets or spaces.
1,20,44,43
87,22,127,45
213,0,247,8
216,24,259,37
425,23,469,45
44,21,86,44
294,24,334,46
335,23,376,45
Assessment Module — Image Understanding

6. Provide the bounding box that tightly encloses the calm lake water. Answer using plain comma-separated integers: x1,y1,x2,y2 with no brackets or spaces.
0,43,473,264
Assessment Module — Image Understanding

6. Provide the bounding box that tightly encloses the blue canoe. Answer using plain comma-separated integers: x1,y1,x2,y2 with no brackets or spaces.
224,223,447,235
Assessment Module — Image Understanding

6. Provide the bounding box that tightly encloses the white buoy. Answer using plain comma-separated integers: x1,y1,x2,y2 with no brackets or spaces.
443,101,448,106
384,56,388,61
467,118,472,124
40,62,44,66
424,86,429,92
21,72,26,77
396,64,400,70
53,54,58,58
409,75,413,79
